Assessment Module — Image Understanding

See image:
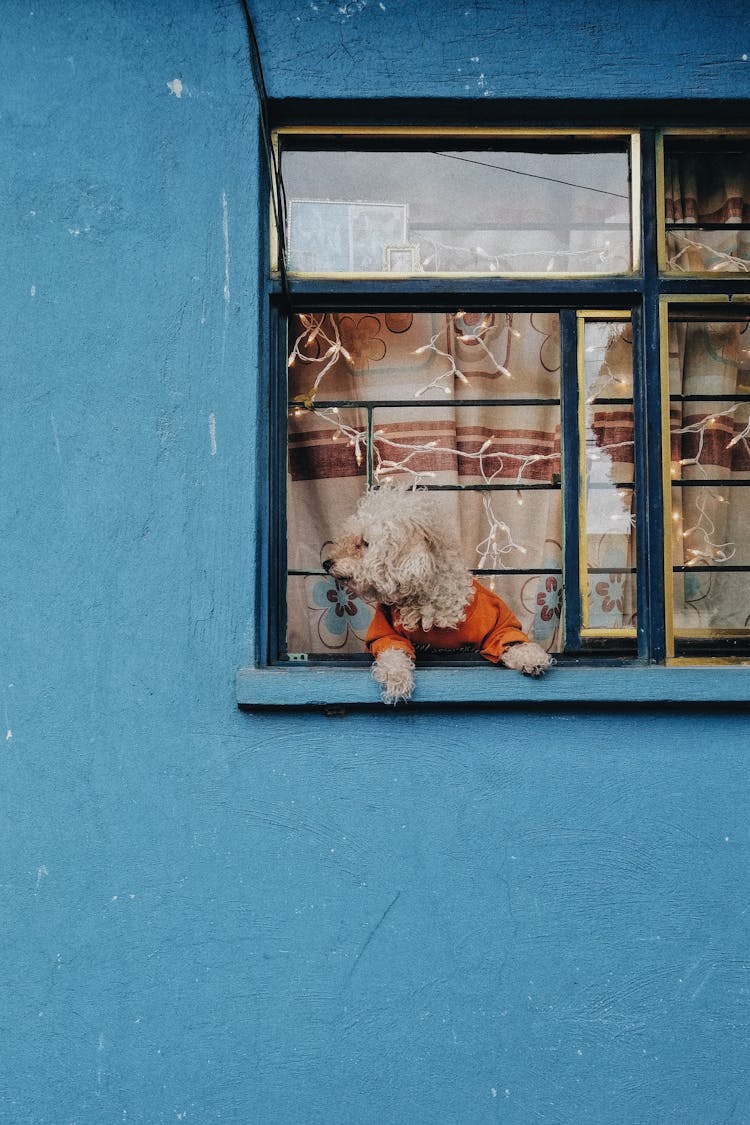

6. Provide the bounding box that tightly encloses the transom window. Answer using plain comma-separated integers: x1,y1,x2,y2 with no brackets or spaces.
266,127,750,669
281,133,636,276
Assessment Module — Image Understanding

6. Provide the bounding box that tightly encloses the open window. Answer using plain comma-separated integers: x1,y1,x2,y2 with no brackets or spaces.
237,126,750,705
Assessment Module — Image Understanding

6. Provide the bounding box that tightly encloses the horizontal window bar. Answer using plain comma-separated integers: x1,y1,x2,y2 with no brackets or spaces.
288,567,563,578
671,479,750,487
667,222,750,231
371,482,562,492
670,394,750,403
273,278,645,309
289,398,562,409
673,564,750,572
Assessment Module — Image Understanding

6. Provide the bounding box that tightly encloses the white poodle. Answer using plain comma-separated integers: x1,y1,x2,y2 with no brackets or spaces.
324,486,553,703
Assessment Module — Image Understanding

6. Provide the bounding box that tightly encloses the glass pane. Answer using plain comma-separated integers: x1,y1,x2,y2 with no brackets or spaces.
476,572,564,655
581,319,636,632
371,406,560,489
668,313,750,636
287,312,560,403
672,485,750,567
673,570,750,633
287,573,374,656
286,310,563,656
664,139,750,272
281,140,633,276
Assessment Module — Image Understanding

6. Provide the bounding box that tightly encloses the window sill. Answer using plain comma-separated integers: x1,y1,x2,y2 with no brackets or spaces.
236,663,750,709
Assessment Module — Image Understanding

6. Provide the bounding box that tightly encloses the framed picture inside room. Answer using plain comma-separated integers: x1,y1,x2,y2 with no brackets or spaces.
287,199,407,273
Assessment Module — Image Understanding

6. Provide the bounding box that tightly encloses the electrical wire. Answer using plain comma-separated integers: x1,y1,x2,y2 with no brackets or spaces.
239,0,291,307
433,151,629,200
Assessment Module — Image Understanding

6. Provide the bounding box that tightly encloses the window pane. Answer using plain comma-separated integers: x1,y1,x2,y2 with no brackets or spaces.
581,318,636,634
668,313,750,637
281,140,633,276
664,139,750,272
286,311,563,656
287,312,560,402
673,570,750,633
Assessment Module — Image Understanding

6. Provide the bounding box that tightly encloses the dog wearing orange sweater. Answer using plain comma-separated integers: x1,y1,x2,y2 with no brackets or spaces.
324,486,552,703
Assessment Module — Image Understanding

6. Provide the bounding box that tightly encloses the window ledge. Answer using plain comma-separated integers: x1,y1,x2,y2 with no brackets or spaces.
236,663,750,709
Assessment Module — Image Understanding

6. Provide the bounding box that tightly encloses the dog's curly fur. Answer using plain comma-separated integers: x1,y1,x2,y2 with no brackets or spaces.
325,486,552,702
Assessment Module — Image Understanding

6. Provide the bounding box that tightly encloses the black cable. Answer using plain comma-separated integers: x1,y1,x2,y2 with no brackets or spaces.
433,151,629,200
239,0,291,307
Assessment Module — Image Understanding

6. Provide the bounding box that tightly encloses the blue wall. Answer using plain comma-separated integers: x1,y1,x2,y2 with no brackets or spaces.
3,2,749,1121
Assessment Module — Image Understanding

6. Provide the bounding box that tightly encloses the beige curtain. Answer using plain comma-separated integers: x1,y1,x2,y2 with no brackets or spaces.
663,153,750,629
665,152,750,271
669,318,750,631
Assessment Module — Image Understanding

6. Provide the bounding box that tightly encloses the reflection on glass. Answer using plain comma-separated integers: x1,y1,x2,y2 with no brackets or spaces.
672,571,750,632
581,318,636,632
664,140,750,272
281,143,632,275
668,314,750,634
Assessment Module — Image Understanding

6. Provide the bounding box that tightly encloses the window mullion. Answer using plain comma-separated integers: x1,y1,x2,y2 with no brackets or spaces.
639,128,668,662
560,308,583,652
631,303,650,661
273,307,289,662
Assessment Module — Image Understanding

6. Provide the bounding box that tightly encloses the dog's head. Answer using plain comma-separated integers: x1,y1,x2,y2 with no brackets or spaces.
323,487,451,607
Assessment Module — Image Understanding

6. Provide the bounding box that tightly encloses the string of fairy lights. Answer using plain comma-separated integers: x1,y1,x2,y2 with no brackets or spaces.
418,236,615,274
667,231,750,272
671,403,746,566
291,313,580,576
290,312,750,576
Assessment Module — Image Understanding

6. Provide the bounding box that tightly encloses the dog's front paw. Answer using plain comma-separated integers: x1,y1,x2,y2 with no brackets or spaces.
501,641,554,677
371,648,415,704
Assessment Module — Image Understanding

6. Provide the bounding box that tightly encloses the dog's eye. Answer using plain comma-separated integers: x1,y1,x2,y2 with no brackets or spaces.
361,539,368,548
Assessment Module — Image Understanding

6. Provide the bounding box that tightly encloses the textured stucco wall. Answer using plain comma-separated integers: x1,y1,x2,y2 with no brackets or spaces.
3,2,750,1122
250,0,750,102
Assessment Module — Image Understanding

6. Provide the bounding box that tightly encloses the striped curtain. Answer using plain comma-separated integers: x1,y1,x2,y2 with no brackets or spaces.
665,152,750,271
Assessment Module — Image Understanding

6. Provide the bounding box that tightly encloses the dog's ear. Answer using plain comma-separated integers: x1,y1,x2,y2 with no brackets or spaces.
396,535,436,590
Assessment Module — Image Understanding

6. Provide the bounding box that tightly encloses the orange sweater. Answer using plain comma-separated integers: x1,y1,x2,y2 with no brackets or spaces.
366,580,529,664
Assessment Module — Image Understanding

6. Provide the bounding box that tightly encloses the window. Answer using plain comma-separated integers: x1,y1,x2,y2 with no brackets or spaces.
238,126,750,706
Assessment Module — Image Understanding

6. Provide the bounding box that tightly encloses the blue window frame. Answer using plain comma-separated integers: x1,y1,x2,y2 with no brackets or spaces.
237,123,750,707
